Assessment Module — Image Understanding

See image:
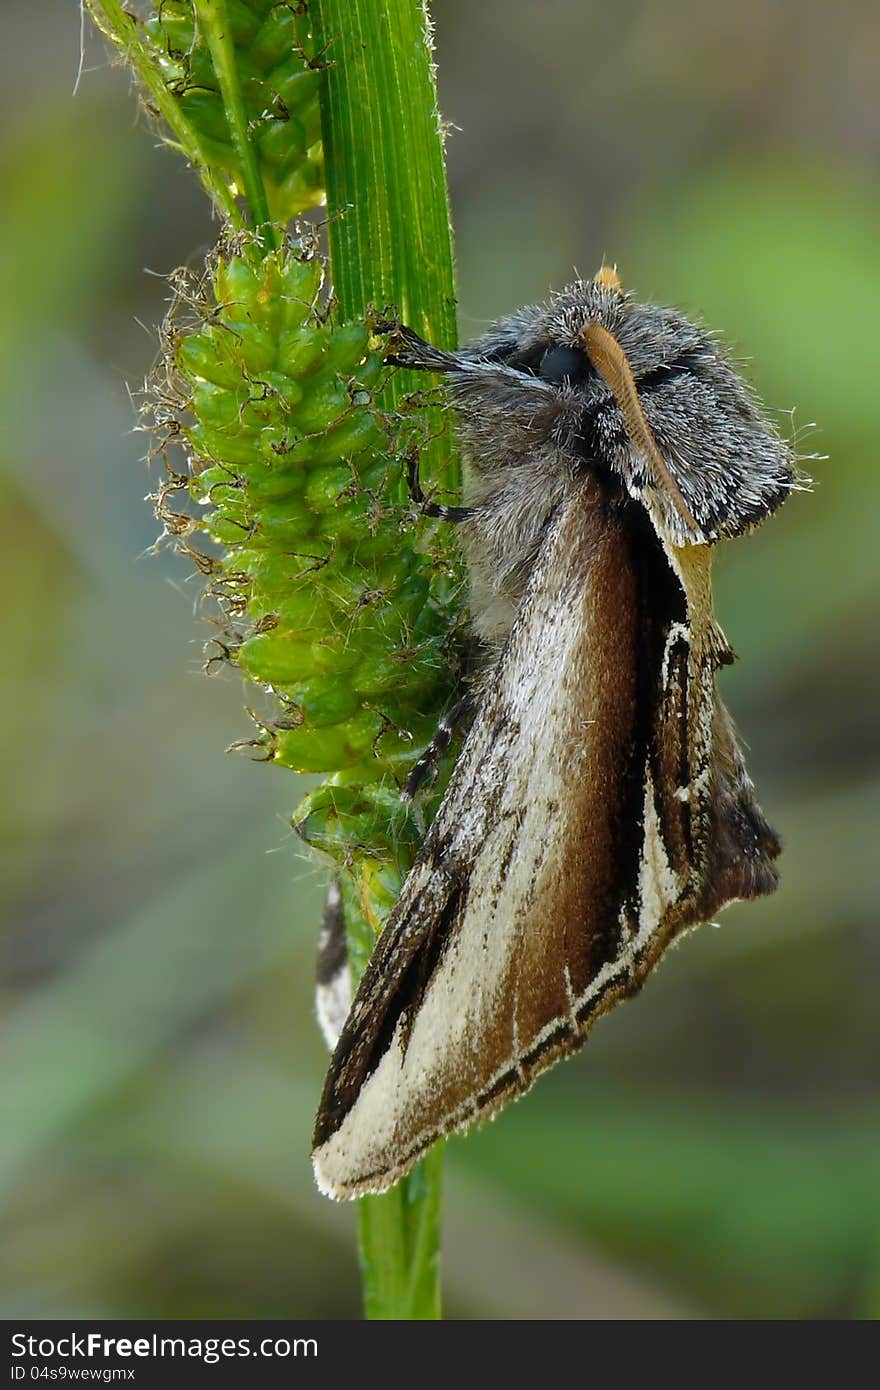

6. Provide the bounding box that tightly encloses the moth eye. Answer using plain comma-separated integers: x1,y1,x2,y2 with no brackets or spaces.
539,344,588,386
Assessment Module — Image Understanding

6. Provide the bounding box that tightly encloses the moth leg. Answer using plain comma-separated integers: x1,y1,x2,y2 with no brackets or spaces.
383,324,461,375
406,450,473,524
315,877,352,1051
403,694,473,801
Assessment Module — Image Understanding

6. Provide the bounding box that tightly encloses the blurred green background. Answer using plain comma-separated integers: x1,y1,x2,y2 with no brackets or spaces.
2,0,878,1319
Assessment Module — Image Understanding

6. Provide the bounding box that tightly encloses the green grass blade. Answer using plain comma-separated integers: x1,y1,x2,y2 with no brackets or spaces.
311,0,458,1320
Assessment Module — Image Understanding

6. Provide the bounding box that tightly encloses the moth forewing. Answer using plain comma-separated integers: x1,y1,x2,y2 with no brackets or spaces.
313,487,631,1196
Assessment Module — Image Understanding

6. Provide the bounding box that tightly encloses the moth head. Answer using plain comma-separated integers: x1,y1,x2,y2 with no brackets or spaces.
394,267,799,546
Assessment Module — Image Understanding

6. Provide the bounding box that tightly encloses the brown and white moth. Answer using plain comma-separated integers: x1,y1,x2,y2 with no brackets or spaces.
312,267,798,1200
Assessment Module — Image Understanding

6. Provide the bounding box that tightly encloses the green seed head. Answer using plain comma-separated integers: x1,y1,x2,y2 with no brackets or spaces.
147,226,462,920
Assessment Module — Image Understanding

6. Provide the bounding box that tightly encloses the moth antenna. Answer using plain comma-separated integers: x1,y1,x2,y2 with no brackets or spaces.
582,322,701,533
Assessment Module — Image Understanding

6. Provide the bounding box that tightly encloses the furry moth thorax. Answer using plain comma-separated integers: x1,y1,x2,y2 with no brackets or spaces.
312,269,795,1201
398,269,797,547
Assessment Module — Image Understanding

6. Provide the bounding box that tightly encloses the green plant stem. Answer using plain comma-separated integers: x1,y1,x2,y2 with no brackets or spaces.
313,0,458,480
192,0,277,249
311,0,458,1321
358,1144,444,1320
83,0,243,226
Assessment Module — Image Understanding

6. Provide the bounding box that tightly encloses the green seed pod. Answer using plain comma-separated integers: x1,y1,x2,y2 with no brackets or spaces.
147,225,462,910
143,1,326,219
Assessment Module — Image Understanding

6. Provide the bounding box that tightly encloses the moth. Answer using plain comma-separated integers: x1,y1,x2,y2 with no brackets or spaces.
312,267,798,1200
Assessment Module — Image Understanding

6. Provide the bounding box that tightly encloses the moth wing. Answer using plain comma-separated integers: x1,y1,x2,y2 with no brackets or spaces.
315,878,352,1051
315,487,652,1196
313,488,779,1199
